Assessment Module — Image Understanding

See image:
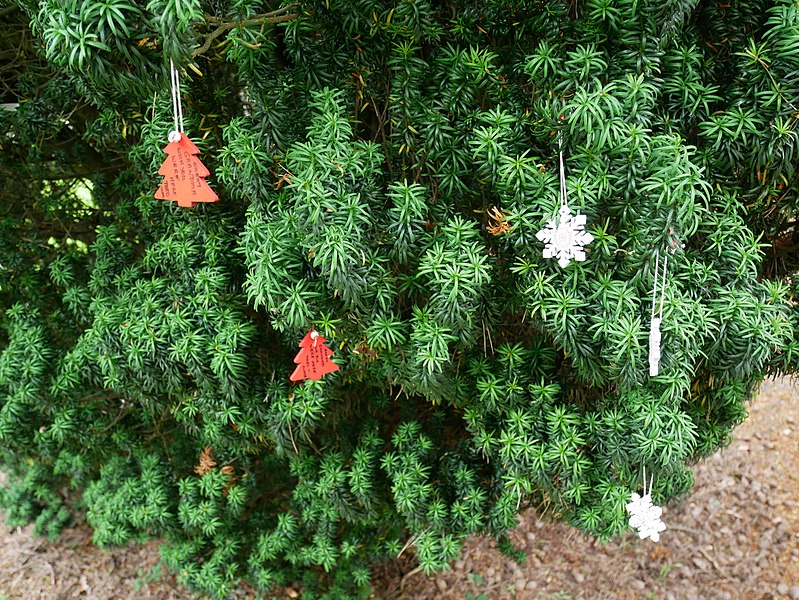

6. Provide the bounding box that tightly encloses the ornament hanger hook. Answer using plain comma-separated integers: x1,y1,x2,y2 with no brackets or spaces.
651,251,668,321
557,132,567,209
169,58,184,141
642,464,647,496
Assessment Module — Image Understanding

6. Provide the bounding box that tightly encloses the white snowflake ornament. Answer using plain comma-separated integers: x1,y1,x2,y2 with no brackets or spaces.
626,473,667,542
536,204,594,268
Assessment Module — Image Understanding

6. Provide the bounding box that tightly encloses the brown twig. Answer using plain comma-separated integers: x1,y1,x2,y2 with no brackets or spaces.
698,547,728,577
287,419,299,454
16,539,46,569
665,524,699,535
96,410,130,434
399,565,424,591
193,6,300,57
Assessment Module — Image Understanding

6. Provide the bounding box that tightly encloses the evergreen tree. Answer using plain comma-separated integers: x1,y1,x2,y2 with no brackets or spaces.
1,0,798,596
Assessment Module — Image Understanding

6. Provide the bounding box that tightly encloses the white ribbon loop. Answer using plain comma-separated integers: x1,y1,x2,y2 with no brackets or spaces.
169,58,184,141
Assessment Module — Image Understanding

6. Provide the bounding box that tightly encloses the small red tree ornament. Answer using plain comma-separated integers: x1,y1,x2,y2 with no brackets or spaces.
154,133,218,208
290,330,340,382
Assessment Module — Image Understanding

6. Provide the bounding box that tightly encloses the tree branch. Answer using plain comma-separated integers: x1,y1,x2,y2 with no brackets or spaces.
0,161,127,181
193,5,300,57
0,5,19,18
205,4,298,25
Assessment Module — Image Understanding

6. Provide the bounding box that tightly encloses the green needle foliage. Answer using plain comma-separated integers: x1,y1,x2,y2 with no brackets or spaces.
1,0,799,597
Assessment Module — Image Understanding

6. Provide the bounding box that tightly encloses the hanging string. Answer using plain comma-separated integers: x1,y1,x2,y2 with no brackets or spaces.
558,133,568,209
168,59,184,142
649,250,668,376
658,253,668,317
650,251,668,320
650,252,660,321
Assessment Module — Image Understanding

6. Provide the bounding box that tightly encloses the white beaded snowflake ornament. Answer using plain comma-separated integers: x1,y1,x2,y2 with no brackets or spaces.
536,137,593,268
626,468,667,542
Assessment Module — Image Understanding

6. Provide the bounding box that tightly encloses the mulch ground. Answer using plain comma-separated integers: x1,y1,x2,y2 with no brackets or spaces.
1,379,798,599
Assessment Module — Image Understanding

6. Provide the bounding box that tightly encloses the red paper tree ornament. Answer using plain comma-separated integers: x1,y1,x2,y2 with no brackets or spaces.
290,330,340,382
154,133,218,208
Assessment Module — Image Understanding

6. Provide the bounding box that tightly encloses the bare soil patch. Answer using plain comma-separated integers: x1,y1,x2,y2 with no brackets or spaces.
394,379,799,600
